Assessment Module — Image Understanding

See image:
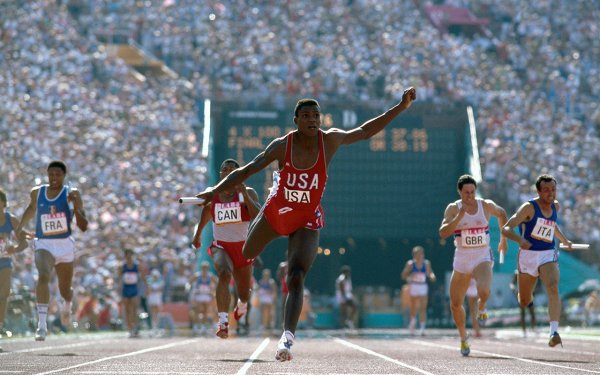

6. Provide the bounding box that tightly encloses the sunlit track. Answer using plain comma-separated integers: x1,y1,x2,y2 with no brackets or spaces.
0,329,598,374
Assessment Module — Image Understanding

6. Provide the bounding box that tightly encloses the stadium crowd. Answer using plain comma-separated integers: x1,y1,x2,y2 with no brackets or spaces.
1,0,599,334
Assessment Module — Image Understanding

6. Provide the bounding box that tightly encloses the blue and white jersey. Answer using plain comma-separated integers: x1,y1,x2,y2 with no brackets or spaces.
520,200,557,251
0,212,14,258
35,185,72,239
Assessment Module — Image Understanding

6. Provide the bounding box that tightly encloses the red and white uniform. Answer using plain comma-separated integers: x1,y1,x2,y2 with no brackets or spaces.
452,199,493,274
210,192,253,269
263,131,327,235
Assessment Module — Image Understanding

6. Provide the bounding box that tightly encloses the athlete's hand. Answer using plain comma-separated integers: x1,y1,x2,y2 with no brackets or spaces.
398,87,416,110
195,187,215,206
192,236,201,249
561,240,573,251
519,238,532,250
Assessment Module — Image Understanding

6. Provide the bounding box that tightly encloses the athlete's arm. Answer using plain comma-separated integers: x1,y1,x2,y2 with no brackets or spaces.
192,204,212,249
425,260,436,282
68,189,88,232
195,138,284,202
326,87,416,148
15,188,39,240
439,203,466,239
400,261,413,281
552,201,573,249
484,199,508,254
239,186,261,219
6,214,29,254
501,202,534,249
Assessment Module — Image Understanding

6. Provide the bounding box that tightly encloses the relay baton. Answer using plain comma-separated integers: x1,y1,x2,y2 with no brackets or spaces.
499,251,505,264
559,243,590,250
178,197,205,205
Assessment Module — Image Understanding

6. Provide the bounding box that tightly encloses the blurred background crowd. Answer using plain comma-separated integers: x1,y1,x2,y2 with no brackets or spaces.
1,0,599,334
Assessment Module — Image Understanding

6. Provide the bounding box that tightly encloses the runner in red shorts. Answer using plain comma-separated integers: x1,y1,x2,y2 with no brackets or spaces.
192,159,261,339
195,87,416,360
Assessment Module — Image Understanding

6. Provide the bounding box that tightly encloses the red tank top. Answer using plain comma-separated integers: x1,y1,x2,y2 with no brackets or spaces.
263,130,328,235
211,191,251,242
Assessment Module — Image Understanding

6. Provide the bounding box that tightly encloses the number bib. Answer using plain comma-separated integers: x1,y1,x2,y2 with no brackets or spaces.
40,212,68,235
123,272,139,285
197,284,211,294
214,203,242,225
461,228,488,248
412,273,427,283
531,218,556,243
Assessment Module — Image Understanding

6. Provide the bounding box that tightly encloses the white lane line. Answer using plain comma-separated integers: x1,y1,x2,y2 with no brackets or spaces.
0,371,26,374
479,337,599,357
33,339,198,375
407,339,600,374
77,372,212,374
0,339,120,355
236,338,270,375
334,338,436,375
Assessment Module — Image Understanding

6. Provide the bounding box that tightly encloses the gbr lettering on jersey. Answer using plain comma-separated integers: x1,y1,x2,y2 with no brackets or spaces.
461,228,489,248
214,202,242,225
284,172,319,203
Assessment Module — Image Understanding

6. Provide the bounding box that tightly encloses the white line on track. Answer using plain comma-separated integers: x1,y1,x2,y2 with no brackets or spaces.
32,339,198,375
482,337,599,356
0,339,121,355
334,338,436,375
407,339,600,374
77,372,212,374
235,338,270,375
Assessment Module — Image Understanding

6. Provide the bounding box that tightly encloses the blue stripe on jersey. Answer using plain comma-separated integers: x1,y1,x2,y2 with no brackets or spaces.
35,185,72,239
519,200,557,251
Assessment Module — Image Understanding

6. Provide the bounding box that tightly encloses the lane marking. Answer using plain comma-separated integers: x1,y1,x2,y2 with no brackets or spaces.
0,339,121,355
235,338,270,375
77,372,212,374
407,339,600,374
334,338,436,375
33,339,198,375
478,337,599,356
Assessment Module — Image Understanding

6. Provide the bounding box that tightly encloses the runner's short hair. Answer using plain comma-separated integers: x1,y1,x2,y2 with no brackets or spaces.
535,174,556,190
294,98,320,117
47,160,67,174
457,174,477,191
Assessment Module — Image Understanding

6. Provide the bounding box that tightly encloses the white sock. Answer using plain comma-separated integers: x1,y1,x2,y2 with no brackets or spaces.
37,304,48,330
419,322,426,330
63,300,72,313
283,330,295,342
237,299,248,312
218,312,228,324
550,321,559,334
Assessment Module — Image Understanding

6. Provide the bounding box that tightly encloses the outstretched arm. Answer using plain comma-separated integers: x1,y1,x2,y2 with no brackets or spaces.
501,202,534,249
195,138,283,203
15,189,38,239
485,199,508,253
333,87,416,146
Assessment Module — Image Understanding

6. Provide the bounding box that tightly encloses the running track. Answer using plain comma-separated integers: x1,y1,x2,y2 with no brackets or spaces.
1,328,599,374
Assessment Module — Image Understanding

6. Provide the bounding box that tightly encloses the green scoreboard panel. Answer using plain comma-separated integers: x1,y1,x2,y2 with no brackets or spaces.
211,103,466,240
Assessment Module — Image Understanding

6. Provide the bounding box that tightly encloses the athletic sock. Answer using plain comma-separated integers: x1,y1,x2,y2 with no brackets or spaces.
218,312,228,324
550,321,559,334
37,304,49,330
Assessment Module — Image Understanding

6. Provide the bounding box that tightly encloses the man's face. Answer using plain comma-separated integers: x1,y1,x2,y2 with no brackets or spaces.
294,105,321,136
459,183,477,204
47,167,65,188
219,162,237,180
537,180,556,204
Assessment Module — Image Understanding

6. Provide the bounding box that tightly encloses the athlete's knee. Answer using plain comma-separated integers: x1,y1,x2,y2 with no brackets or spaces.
218,270,232,284
477,287,490,300
37,271,52,285
286,268,306,291
518,293,532,308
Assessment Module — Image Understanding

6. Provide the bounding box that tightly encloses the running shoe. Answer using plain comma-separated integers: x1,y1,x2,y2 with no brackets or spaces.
233,303,247,321
216,322,229,339
35,328,47,342
460,336,471,357
275,332,294,362
477,311,488,326
548,332,563,348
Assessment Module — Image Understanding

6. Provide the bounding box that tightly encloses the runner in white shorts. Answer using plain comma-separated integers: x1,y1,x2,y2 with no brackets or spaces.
439,174,507,356
189,261,216,336
502,174,573,348
401,246,436,335
16,161,88,341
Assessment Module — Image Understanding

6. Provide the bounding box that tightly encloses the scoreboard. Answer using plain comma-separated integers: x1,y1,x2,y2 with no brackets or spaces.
211,102,467,241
